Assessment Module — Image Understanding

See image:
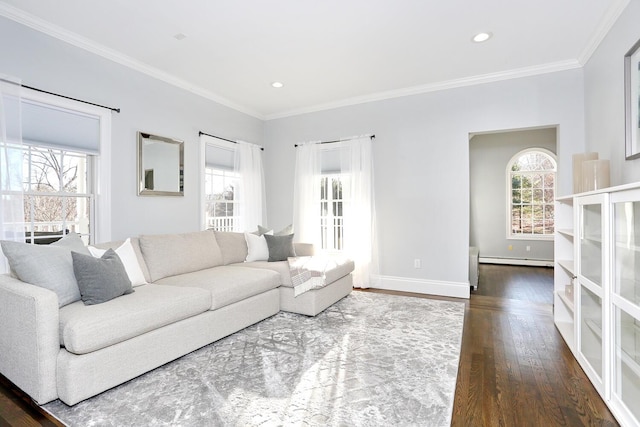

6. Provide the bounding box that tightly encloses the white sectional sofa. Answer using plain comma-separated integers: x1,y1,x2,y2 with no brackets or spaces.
0,230,354,406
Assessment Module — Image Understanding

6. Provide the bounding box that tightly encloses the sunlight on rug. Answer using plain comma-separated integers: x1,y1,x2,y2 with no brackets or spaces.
44,291,465,426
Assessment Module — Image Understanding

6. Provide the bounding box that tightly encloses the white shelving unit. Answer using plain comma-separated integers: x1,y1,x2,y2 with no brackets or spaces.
554,195,576,350
554,183,640,427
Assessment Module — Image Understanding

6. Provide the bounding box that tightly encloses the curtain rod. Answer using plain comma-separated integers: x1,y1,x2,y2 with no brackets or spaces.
294,134,375,147
199,131,264,151
22,84,121,113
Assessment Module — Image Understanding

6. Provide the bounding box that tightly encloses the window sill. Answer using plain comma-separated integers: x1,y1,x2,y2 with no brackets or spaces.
507,235,554,241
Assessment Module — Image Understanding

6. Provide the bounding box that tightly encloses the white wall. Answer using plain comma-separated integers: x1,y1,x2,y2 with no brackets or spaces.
584,0,640,185
0,16,263,240
265,71,585,296
470,128,556,262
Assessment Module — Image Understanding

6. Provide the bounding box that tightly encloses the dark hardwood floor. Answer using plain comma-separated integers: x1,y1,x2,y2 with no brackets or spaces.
0,264,619,426
365,264,618,426
452,264,617,427
0,374,61,427
475,263,555,304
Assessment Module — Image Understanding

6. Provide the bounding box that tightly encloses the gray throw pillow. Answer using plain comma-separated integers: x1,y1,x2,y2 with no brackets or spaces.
72,249,133,305
256,225,271,236
256,224,294,236
51,232,91,255
264,233,296,262
274,224,294,236
1,233,91,307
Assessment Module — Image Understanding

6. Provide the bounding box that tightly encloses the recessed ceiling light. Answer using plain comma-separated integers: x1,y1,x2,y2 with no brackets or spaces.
271,81,284,88
472,32,492,43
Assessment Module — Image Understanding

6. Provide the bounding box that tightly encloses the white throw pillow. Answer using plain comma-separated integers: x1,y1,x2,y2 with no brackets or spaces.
244,232,269,262
88,238,147,287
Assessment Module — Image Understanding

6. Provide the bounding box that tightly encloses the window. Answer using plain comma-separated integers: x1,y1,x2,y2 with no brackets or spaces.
320,174,347,251
201,135,266,232
23,146,93,244
204,167,240,231
0,90,111,246
508,148,557,239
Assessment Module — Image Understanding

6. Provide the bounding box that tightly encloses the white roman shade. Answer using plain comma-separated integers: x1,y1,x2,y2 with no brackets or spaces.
320,147,341,174
21,100,100,154
204,137,235,171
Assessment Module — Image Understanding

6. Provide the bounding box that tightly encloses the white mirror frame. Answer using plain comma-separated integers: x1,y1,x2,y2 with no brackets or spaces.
137,131,184,196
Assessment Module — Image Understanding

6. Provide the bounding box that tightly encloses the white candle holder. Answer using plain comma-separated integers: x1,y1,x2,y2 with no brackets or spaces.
582,159,610,192
572,152,598,194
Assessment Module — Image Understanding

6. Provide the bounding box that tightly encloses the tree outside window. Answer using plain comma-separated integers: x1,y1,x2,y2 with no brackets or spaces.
22,146,92,243
508,149,557,239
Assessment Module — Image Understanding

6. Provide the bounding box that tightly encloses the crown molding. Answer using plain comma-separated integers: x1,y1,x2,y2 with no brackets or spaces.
0,2,264,120
264,59,582,120
578,0,630,65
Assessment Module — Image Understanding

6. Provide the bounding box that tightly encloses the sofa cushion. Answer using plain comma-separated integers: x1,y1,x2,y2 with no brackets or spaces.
213,231,247,265
72,249,134,305
59,284,211,354
237,260,293,286
154,266,280,310
236,256,355,289
0,233,90,307
139,231,224,282
322,258,355,285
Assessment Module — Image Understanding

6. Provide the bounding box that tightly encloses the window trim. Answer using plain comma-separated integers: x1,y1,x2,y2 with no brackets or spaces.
21,88,112,243
505,147,557,241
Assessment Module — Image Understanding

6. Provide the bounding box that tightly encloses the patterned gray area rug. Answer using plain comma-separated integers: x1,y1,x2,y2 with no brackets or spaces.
44,291,465,427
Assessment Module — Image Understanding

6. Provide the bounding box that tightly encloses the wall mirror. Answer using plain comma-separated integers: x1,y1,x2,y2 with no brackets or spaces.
137,131,184,196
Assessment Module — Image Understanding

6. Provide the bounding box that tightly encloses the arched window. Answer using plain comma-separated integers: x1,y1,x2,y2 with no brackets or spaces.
507,148,557,239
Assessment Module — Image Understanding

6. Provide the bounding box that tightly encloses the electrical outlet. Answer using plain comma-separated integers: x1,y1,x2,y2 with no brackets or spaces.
414,259,421,269
526,245,531,251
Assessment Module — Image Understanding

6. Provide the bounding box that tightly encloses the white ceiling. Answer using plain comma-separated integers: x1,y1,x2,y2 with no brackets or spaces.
0,0,629,119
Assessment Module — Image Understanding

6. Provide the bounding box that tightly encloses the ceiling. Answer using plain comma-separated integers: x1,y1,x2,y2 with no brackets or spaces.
0,0,629,119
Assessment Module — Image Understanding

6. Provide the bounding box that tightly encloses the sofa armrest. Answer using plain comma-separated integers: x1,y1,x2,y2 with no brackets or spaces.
0,275,60,404
294,243,315,257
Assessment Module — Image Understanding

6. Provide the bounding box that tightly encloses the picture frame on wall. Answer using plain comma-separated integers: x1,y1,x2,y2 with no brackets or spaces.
624,38,640,160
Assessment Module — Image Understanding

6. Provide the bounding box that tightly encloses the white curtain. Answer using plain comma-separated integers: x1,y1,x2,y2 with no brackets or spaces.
293,136,379,288
339,136,379,288
293,143,321,247
0,76,24,274
234,141,266,232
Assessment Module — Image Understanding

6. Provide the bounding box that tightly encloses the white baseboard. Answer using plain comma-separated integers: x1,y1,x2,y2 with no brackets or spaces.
479,257,554,267
370,275,470,299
